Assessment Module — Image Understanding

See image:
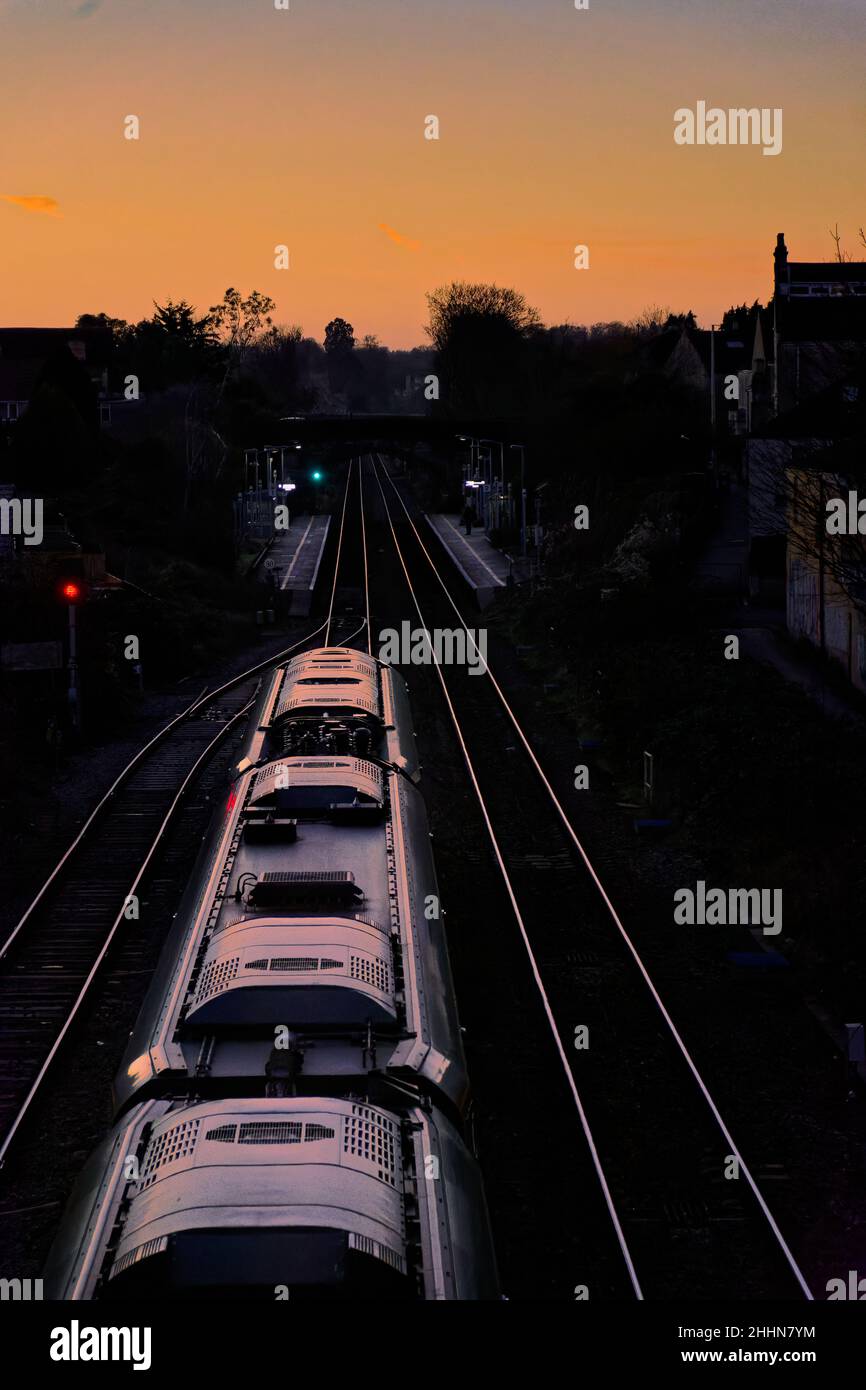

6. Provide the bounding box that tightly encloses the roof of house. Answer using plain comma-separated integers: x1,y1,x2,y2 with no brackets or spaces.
645,326,751,378
691,328,752,376
0,326,113,368
643,327,684,369
786,261,866,285
775,295,866,343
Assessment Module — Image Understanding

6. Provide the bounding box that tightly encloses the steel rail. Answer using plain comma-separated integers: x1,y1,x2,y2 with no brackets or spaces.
0,698,254,1168
324,458,354,646
0,621,331,964
371,456,645,1300
373,453,814,1301
359,458,372,654
0,476,372,1166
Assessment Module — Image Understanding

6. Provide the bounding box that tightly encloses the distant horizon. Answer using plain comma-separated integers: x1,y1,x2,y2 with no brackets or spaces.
0,282,781,350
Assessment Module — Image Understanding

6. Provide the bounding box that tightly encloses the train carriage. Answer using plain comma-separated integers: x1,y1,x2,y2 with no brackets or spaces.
46,647,498,1300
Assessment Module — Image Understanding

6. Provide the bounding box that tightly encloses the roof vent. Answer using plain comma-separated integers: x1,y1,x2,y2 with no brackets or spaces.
138,1118,201,1188
249,870,363,908
243,815,298,845
238,1121,302,1144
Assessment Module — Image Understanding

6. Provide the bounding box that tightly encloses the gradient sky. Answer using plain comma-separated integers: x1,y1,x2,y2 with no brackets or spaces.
1,0,864,346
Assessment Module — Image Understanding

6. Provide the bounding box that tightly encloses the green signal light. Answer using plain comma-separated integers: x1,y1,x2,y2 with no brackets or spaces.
311,470,322,481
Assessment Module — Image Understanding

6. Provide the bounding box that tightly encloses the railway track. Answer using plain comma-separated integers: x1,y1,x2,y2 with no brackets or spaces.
367,452,813,1301
0,453,818,1300
0,611,390,1172
0,460,372,1178
0,689,256,1166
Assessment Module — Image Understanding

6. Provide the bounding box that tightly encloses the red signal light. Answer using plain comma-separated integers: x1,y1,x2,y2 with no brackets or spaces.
61,581,81,601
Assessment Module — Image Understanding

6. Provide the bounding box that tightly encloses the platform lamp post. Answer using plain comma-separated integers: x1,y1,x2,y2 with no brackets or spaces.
485,443,496,529
244,448,258,532
278,444,302,527
284,441,302,486
510,444,527,556
473,438,492,527
480,439,506,532
480,439,504,490
455,434,480,520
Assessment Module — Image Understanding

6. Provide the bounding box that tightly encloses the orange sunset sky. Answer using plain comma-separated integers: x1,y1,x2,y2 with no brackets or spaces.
1,0,864,347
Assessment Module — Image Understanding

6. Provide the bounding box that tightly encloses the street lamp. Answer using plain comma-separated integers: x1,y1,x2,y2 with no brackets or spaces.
479,439,504,485
455,434,481,519
265,441,302,487
480,439,506,531
263,446,277,493
510,444,527,556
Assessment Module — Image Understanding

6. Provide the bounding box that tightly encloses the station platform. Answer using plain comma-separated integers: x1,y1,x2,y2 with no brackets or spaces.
263,515,331,615
424,514,510,608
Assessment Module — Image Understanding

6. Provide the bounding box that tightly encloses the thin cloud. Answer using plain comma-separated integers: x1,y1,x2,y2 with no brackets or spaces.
378,222,421,252
2,195,62,217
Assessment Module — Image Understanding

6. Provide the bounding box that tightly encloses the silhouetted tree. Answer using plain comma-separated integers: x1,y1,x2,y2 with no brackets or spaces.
720,301,762,336
123,300,221,390
663,310,697,330
630,305,672,336
425,281,542,416
209,288,275,366
324,318,356,356
324,317,356,396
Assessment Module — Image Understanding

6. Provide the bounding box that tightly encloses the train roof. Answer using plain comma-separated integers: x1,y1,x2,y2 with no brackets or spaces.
240,645,420,783
45,1097,500,1300
275,647,382,722
115,652,467,1112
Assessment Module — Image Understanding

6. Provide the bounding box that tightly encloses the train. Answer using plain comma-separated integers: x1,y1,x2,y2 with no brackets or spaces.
45,645,499,1300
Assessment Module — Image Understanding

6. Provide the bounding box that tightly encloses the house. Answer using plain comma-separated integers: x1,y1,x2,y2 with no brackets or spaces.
785,429,866,692
0,326,113,428
745,376,866,603
645,323,753,436
764,234,866,420
742,234,866,607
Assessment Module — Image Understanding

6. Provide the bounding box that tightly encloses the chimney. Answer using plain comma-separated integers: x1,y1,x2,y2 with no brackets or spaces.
774,232,789,294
